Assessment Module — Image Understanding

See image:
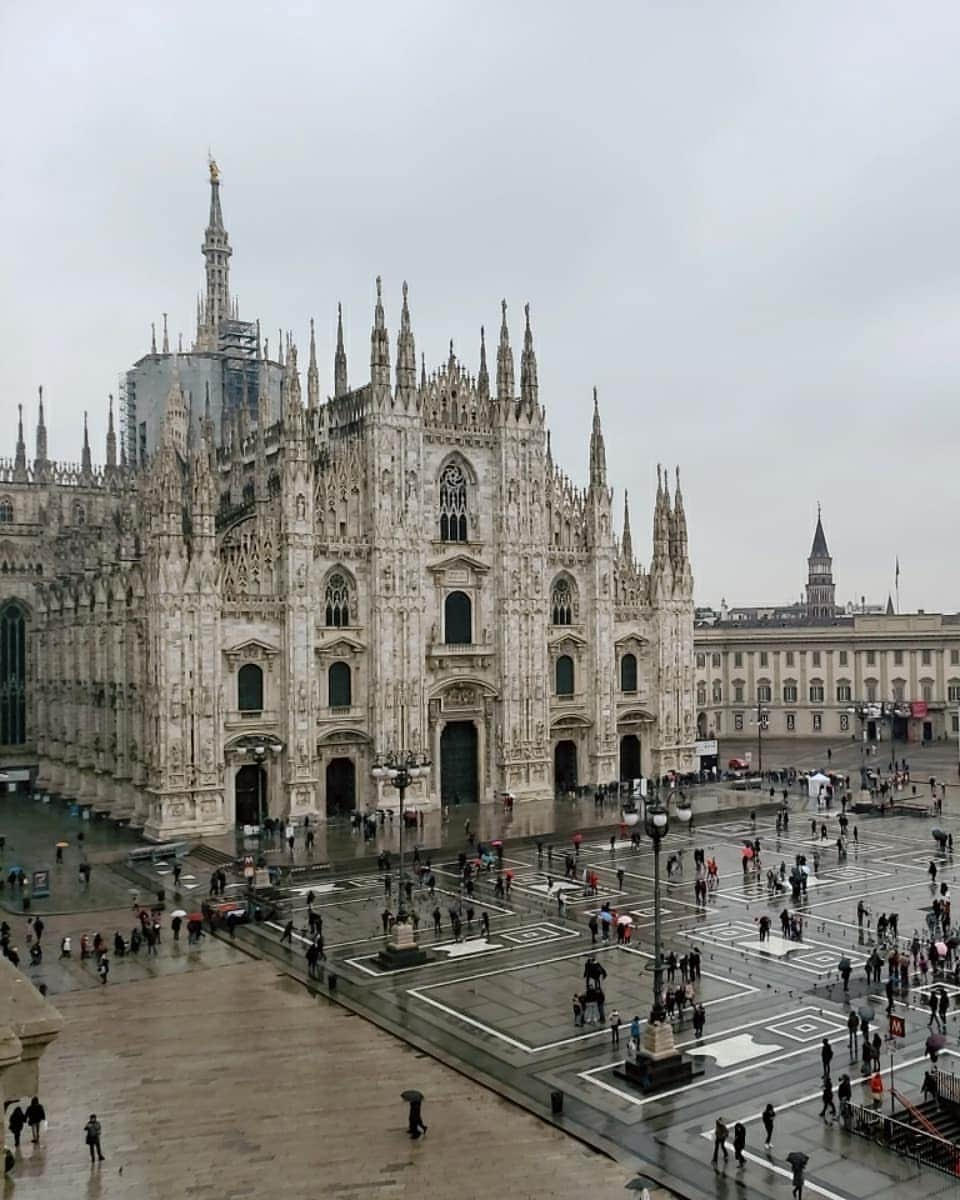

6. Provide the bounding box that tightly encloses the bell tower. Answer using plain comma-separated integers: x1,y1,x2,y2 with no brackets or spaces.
805,505,835,621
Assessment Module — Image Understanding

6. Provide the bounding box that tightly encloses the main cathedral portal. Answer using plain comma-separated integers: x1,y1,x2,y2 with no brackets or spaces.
440,722,478,805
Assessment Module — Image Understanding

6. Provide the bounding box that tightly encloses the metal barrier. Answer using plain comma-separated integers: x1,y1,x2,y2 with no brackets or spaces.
844,1102,960,1177
936,1068,960,1107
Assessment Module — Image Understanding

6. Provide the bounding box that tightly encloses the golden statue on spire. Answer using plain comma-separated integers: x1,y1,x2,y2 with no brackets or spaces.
208,154,220,183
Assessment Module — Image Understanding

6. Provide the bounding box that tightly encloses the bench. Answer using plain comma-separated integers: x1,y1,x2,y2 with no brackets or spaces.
892,802,930,817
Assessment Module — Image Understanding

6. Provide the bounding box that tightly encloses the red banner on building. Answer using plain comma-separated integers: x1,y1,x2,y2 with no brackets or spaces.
911,701,928,718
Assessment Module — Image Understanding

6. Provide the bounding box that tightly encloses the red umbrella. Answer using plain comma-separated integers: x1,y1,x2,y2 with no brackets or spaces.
490,839,503,847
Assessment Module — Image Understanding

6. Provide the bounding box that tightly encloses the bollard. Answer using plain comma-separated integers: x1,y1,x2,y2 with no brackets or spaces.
328,972,338,992
550,1089,564,1115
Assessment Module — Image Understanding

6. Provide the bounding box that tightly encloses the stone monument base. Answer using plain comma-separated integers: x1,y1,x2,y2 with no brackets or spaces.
616,1019,697,1092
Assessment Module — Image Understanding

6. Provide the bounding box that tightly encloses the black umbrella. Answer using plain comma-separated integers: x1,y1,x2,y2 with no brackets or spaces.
927,1033,947,1053
838,956,851,971
401,1089,424,1103
858,1005,875,1022
625,1178,659,1192
786,1151,809,1169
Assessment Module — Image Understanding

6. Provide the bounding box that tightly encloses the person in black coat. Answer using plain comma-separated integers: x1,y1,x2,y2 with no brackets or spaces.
733,1121,747,1166
25,1097,45,1144
7,1104,25,1149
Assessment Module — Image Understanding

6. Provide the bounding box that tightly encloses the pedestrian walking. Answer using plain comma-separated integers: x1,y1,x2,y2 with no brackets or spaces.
711,1117,729,1166
7,1103,25,1149
97,955,109,985
733,1121,747,1167
820,1037,833,1078
407,1097,427,1139
280,920,294,945
84,1114,105,1162
25,1096,45,1143
761,1102,775,1148
791,1157,806,1200
610,1008,621,1047
819,1076,837,1121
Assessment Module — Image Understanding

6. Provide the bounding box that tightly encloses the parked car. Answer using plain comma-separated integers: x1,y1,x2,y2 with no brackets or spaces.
728,757,750,771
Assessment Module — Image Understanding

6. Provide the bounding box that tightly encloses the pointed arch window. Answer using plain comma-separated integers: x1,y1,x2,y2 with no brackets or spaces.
73,502,86,526
0,497,13,524
0,602,26,745
439,463,467,542
556,654,575,696
620,653,637,693
551,578,573,626
325,573,350,627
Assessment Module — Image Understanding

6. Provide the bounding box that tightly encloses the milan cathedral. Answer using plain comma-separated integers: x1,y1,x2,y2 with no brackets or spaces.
0,163,695,839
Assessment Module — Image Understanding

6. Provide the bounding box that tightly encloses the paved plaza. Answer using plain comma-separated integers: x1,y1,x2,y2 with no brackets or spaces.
6,734,960,1199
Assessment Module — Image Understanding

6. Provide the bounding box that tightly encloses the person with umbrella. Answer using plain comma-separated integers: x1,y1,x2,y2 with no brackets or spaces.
838,956,852,993
927,1031,946,1063
55,840,68,864
787,1151,807,1199
403,1090,427,1139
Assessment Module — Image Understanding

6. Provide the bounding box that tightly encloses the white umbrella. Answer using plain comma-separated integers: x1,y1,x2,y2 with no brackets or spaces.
170,908,187,919
617,914,633,927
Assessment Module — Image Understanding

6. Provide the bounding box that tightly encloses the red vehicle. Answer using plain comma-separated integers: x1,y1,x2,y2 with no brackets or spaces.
728,757,750,771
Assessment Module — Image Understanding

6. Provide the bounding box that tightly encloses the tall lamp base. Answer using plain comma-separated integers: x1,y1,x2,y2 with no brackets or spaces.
618,1021,697,1092
377,920,430,970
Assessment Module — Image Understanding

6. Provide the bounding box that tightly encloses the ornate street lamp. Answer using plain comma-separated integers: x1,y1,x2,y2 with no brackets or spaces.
372,749,432,968
627,791,694,1091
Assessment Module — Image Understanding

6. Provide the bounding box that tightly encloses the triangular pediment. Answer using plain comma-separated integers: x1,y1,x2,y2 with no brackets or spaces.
223,638,279,658
427,553,490,575
315,633,365,654
615,631,649,648
549,631,589,650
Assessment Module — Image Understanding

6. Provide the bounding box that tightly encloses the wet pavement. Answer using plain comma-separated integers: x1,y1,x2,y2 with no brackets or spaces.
8,734,960,1199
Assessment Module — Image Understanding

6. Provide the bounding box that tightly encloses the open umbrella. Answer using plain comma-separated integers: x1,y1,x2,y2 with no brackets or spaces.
401,1089,423,1103
188,912,204,923
786,1151,809,1170
742,847,754,860
858,1004,875,1023
55,841,69,849
927,1032,947,1053
838,956,851,971
935,941,948,957
170,909,187,919
933,829,945,839
617,914,634,927
490,840,503,848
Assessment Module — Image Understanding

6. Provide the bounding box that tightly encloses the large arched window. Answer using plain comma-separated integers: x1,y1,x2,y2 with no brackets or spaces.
0,602,26,745
444,591,472,645
325,573,350,627
620,653,637,693
0,497,13,524
73,502,86,527
238,663,264,713
439,463,468,542
556,654,575,696
329,661,352,708
551,578,573,626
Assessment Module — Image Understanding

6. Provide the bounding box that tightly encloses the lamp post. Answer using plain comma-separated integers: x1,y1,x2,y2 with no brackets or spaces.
372,750,432,961
751,702,768,777
641,793,692,1046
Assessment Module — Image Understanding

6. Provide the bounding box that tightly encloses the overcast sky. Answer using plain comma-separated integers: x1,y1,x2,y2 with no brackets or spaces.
2,2,958,611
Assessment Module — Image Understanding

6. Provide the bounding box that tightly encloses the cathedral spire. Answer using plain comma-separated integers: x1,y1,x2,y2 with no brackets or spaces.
307,318,320,410
34,385,47,473
477,325,489,398
162,312,170,355
106,394,117,470
395,281,417,407
370,276,391,392
14,404,26,477
81,411,92,476
334,303,348,398
420,353,427,390
589,387,607,488
496,299,514,401
198,156,232,351
622,489,633,565
151,321,157,355
520,303,538,410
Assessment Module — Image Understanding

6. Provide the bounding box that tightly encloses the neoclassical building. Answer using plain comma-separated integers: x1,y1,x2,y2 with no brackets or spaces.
0,164,696,839
694,512,960,746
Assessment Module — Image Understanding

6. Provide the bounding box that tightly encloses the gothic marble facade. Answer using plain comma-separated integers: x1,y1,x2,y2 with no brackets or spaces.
0,166,696,839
